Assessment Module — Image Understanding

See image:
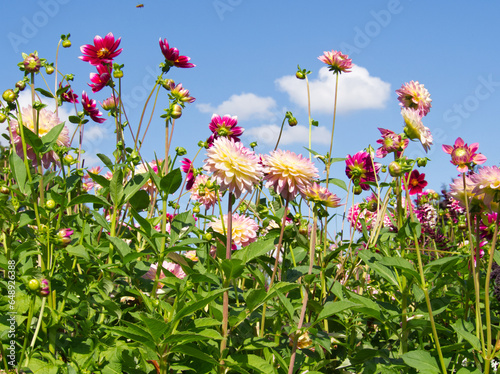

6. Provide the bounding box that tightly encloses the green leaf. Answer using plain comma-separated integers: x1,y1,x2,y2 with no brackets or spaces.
87,171,110,189
170,344,218,365
221,258,245,279
245,288,267,312
160,168,182,195
129,189,150,211
110,168,124,207
139,314,169,342
35,87,55,98
452,319,481,351
232,237,276,263
327,177,347,192
97,153,114,170
401,350,440,373
123,173,148,203
310,119,319,127
68,194,111,207
226,354,276,373
92,210,111,232
41,122,65,152
22,125,44,153
68,115,82,124
315,300,357,324
108,323,156,352
9,151,27,194
379,257,420,282
66,244,90,261
107,235,132,259
358,250,399,288
172,288,227,326
170,211,195,244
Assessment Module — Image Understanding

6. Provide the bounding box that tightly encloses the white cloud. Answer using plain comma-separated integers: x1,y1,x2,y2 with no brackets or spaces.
197,92,277,121
245,124,331,146
275,65,391,114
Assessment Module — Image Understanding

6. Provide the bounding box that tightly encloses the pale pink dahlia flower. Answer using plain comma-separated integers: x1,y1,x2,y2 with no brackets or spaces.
209,213,259,248
203,137,263,198
318,50,353,74
401,108,433,153
396,80,432,117
304,182,342,208
135,159,161,194
470,166,500,209
263,150,319,200
143,261,186,286
9,106,70,168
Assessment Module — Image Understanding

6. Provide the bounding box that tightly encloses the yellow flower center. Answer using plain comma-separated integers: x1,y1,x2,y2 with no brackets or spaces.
97,48,110,58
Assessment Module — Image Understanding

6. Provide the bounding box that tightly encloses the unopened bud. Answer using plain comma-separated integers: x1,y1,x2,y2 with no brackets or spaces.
296,71,305,80
16,80,26,91
45,65,55,75
388,161,403,177
0,113,6,123
62,40,72,48
288,117,298,127
28,279,40,291
23,53,41,73
353,185,363,195
171,104,182,119
417,158,427,167
2,89,17,103
175,147,187,156
39,279,50,297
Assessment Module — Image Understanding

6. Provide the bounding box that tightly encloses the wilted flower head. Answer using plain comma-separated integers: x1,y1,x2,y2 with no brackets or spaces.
318,50,353,74
405,170,428,195
204,137,263,198
401,108,433,152
209,213,259,248
470,166,500,209
9,106,70,168
190,174,218,209
82,91,106,123
375,128,408,158
396,80,432,117
442,137,487,173
305,182,342,208
88,64,111,93
159,38,195,68
263,150,319,200
59,83,79,104
345,151,381,191
207,114,243,146
80,32,122,66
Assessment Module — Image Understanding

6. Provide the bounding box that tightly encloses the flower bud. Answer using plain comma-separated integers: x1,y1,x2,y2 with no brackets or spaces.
45,65,55,75
64,154,75,164
23,53,41,73
175,147,187,156
28,279,40,291
162,79,175,90
203,232,212,241
353,185,363,195
388,161,403,177
0,186,9,194
2,89,18,103
100,96,118,111
62,40,72,48
249,141,257,149
298,225,308,235
416,157,427,167
0,113,6,123
56,228,73,246
171,104,182,119
45,199,56,210
288,117,298,127
15,80,26,91
296,71,306,80
39,279,50,297
113,69,123,79
192,205,200,214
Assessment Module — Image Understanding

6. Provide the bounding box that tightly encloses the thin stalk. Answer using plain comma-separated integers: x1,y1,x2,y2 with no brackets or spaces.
305,75,312,160
273,115,287,151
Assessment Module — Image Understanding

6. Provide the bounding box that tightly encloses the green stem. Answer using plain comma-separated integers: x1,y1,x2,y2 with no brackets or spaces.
220,192,233,369
19,295,36,368
305,75,312,160
273,115,287,151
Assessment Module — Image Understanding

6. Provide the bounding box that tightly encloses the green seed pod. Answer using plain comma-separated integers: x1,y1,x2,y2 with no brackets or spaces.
45,199,56,210
28,279,40,291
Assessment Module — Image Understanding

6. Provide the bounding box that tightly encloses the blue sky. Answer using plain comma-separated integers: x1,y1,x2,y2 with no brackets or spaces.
1,0,500,201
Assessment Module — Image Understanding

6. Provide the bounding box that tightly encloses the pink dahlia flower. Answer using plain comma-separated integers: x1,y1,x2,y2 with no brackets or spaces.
470,166,500,209
396,80,432,117
449,175,483,211
88,64,111,93
207,114,243,146
375,128,408,158
345,151,381,191
80,32,122,66
318,50,353,74
167,81,195,103
143,261,186,286
159,38,195,68
304,182,342,208
181,158,196,190
401,108,433,153
203,137,263,198
263,150,319,201
135,160,161,194
442,137,487,173
209,213,259,248
190,174,218,209
9,106,70,168
82,91,106,124
59,83,79,104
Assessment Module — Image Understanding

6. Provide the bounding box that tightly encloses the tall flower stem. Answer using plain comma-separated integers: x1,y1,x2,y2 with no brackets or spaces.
273,115,287,151
288,212,317,374
325,72,339,189
220,192,234,369
305,75,312,160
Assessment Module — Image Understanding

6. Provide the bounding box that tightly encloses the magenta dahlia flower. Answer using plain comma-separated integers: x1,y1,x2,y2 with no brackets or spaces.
207,114,243,146
405,170,428,195
181,158,196,190
318,50,353,74
88,64,111,93
263,150,319,201
167,81,195,103
442,137,487,173
345,151,381,191
9,106,70,168
209,213,259,248
159,38,195,68
82,91,106,124
80,32,122,66
375,128,408,158
203,137,263,198
396,80,432,117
